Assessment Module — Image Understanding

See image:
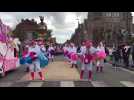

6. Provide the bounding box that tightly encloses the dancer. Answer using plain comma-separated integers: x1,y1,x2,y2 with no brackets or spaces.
63,44,69,58
65,43,71,63
28,41,45,80
70,43,78,68
80,40,97,81
48,43,55,62
79,41,86,63
96,42,106,72
22,45,30,72
40,44,47,57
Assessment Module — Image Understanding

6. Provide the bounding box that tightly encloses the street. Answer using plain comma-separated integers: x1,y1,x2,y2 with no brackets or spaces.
0,55,134,87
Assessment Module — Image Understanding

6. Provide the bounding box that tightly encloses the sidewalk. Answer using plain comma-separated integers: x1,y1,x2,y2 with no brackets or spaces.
110,60,134,71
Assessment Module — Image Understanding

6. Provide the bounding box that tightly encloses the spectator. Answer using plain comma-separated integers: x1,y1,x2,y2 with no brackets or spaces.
104,47,109,63
132,44,134,67
122,44,131,67
77,45,81,53
112,48,120,67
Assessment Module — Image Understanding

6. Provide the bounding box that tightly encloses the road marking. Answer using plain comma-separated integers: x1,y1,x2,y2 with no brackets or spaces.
106,63,134,74
118,67,134,74
60,81,75,87
120,81,134,87
27,82,43,87
0,82,13,87
91,81,108,87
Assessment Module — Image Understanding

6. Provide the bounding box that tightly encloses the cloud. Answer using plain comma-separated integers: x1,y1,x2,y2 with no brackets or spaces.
2,12,134,43
0,12,87,43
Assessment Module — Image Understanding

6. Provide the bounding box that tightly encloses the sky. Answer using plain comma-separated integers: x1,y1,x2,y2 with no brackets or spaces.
0,12,88,43
0,12,134,43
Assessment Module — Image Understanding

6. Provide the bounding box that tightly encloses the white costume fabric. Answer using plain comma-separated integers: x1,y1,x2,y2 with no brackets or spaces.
81,46,97,71
66,46,71,61
13,38,21,52
96,46,105,52
40,45,47,56
70,46,77,64
79,46,87,69
96,46,105,67
48,46,54,59
63,46,67,52
29,45,42,72
63,46,68,59
79,46,86,55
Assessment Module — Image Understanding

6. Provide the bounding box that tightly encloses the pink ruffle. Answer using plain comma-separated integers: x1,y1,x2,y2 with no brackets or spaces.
64,50,68,56
70,53,78,61
96,51,106,59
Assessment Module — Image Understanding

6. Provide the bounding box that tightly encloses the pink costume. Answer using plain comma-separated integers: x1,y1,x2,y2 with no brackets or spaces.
80,40,97,81
96,45,106,72
96,47,106,60
63,46,68,57
48,46,55,61
79,46,86,63
70,46,78,65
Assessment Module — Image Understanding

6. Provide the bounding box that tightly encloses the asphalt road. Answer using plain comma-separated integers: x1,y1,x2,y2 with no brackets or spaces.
0,55,134,87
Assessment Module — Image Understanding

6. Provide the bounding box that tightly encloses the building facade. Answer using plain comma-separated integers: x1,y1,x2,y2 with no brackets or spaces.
70,12,133,47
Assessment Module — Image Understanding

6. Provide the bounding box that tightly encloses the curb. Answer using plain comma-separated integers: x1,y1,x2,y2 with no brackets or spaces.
109,62,134,71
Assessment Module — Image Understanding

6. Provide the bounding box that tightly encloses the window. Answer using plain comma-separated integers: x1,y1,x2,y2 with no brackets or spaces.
109,12,112,16
113,12,120,17
106,12,112,17
116,12,119,17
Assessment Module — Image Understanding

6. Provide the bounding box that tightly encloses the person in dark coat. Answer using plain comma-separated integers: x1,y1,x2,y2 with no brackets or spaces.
122,45,131,67
77,45,81,53
112,48,120,67
132,44,134,67
104,47,109,63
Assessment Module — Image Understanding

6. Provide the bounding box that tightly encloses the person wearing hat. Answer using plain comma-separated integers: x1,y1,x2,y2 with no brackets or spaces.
80,40,97,81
